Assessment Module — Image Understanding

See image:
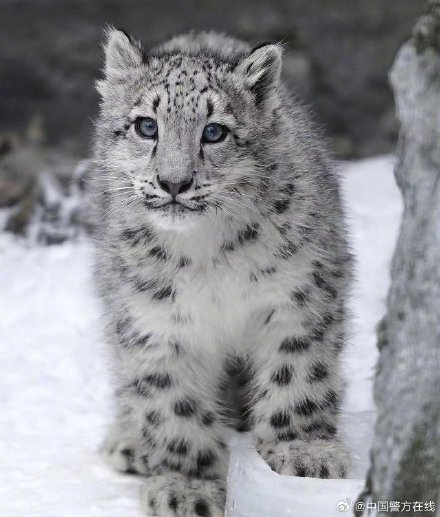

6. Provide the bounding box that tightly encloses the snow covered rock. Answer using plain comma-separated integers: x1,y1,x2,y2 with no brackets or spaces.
226,413,372,517
357,2,440,511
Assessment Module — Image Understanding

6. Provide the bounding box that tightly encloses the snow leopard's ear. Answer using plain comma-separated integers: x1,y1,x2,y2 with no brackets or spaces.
102,27,145,81
237,43,283,104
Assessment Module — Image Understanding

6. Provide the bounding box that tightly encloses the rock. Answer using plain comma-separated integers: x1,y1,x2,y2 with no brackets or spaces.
356,2,440,513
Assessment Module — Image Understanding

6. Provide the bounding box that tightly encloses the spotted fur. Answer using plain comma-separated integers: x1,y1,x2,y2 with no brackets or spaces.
94,27,353,516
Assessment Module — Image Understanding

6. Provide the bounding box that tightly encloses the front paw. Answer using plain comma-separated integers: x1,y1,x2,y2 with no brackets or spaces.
257,438,350,479
140,472,226,516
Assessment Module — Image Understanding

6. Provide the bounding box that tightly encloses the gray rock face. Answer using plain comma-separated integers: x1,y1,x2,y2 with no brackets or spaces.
0,0,424,158
357,3,440,513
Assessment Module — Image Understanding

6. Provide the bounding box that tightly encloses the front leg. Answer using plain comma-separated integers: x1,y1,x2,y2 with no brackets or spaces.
101,391,149,475
106,318,228,516
250,304,350,479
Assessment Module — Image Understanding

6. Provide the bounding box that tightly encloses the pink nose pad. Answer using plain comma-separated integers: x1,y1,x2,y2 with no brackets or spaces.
157,177,194,199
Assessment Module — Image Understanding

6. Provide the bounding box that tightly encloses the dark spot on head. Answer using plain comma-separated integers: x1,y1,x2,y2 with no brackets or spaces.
279,336,310,353
273,199,290,214
270,410,291,428
207,99,214,118
173,397,198,417
281,183,295,195
271,364,293,385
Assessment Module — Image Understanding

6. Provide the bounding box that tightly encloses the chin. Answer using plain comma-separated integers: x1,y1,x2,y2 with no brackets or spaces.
146,205,203,232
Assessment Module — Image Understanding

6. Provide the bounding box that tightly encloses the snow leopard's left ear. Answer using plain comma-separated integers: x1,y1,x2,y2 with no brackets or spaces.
102,27,145,81
237,43,283,104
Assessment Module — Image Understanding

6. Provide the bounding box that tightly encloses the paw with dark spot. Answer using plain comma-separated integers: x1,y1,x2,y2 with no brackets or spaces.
257,438,350,479
140,472,225,516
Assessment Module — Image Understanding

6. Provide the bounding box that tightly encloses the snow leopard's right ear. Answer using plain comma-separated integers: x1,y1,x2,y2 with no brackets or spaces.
102,27,145,82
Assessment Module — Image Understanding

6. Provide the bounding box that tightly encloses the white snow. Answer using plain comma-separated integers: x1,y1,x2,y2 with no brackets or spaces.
0,156,402,517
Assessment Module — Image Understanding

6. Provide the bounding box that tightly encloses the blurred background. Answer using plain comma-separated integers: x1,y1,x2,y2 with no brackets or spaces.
0,0,424,158
0,0,424,239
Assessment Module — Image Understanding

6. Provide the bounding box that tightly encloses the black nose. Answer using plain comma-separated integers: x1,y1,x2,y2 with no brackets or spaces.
157,177,193,198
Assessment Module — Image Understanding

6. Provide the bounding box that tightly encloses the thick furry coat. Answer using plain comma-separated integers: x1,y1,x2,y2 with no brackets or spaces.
93,28,352,516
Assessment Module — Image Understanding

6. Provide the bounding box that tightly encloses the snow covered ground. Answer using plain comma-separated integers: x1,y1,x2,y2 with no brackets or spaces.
0,156,402,517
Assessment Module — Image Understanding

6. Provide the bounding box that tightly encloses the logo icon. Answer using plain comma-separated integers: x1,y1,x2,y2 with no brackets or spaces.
336,498,352,512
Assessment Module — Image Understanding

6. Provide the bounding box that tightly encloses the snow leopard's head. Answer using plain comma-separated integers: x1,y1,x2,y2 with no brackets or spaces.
95,28,283,231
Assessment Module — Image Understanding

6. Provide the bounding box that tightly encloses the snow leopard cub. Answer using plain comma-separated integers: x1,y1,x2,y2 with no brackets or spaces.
93,27,352,516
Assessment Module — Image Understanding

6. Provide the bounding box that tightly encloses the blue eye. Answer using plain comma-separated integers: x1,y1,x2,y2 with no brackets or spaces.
135,117,158,139
202,123,228,144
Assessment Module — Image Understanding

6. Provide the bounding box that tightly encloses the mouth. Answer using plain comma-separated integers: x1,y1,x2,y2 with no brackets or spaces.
144,198,206,214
